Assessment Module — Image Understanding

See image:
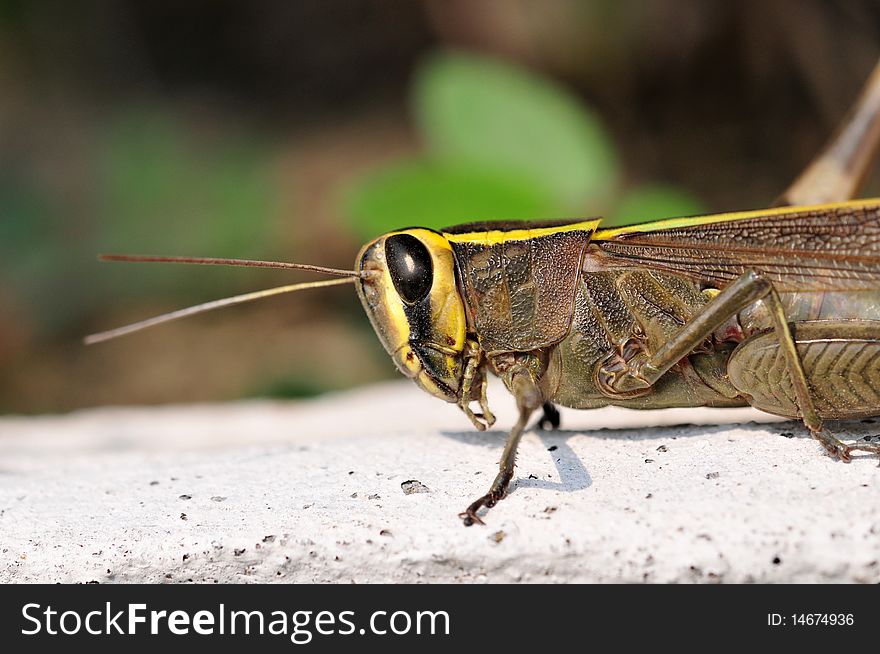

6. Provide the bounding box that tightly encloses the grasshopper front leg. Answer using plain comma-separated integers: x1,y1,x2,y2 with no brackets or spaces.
460,359,543,526
601,269,877,461
457,340,496,431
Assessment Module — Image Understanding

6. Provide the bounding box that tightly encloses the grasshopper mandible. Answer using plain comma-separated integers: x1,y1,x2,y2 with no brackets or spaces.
88,60,880,526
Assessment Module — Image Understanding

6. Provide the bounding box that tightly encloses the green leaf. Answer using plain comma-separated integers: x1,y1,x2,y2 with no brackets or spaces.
344,160,564,240
608,184,705,227
414,51,619,207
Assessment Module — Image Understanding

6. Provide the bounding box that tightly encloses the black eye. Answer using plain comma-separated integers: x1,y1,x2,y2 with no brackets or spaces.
385,234,433,304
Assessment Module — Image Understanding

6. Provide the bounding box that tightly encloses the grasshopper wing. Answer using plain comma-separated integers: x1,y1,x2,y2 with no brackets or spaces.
592,199,880,292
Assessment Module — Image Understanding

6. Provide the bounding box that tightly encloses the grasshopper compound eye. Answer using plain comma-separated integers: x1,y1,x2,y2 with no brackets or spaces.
384,233,433,305
355,229,468,404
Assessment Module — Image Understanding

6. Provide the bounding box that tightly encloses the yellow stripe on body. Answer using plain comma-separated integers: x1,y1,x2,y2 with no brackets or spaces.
443,220,601,245
593,198,880,240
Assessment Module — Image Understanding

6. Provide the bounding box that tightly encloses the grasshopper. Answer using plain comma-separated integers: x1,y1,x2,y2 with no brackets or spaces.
88,60,880,526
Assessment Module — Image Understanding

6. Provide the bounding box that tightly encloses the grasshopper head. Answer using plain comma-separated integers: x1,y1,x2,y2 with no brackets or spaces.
355,228,468,403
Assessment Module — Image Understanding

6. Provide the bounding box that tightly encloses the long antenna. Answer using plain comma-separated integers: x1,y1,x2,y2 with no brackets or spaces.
98,254,359,277
84,277,356,345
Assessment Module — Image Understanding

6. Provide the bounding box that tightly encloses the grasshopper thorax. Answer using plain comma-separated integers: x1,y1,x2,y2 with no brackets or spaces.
355,228,468,403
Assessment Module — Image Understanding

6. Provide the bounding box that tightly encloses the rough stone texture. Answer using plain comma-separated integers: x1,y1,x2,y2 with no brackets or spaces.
1,380,879,583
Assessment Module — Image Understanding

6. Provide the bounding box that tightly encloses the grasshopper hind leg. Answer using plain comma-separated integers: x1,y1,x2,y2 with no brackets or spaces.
600,269,880,466
775,60,880,206
728,319,880,464
811,431,880,465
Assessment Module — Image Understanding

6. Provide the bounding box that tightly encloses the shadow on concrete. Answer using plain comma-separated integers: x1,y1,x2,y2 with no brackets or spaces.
512,429,592,494
438,419,831,498
439,428,592,495
441,419,806,447
440,417,880,503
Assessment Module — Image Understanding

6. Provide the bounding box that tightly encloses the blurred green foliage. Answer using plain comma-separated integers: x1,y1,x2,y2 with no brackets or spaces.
346,160,559,230
611,184,706,225
415,52,619,207
97,110,279,284
247,376,327,400
345,51,703,239
0,109,280,331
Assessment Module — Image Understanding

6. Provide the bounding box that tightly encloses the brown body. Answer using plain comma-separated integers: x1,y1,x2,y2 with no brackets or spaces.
446,202,880,425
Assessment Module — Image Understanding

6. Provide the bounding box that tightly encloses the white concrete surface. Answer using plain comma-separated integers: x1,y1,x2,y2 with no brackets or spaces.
1,380,879,583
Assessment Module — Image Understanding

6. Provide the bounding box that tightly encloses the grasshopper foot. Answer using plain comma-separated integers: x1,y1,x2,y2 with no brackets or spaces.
812,430,880,465
537,402,561,430
458,491,502,527
844,441,880,466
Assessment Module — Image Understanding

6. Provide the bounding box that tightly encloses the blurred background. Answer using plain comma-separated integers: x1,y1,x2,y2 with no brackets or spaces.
2,0,880,414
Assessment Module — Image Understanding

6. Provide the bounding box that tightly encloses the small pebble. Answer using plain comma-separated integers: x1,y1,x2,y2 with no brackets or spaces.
401,480,430,495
